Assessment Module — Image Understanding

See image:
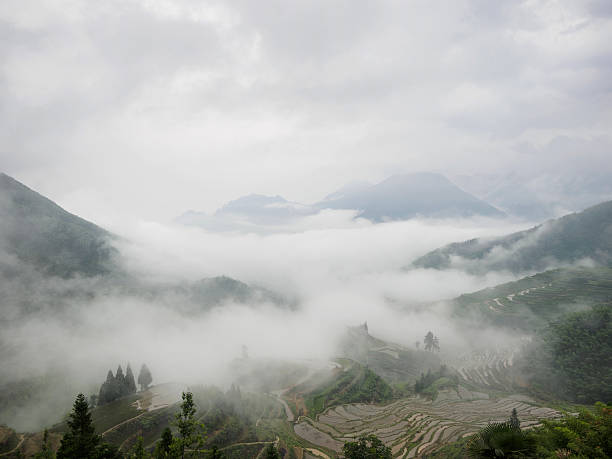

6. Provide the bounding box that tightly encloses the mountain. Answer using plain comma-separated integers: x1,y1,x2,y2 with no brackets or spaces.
338,323,440,383
176,194,315,230
452,172,612,221
450,266,612,332
0,173,290,318
413,200,612,274
0,173,117,278
144,275,290,312
315,173,505,221
215,194,313,221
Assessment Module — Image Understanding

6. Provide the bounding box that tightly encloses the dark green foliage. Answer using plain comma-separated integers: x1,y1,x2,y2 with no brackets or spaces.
33,429,54,459
129,437,149,459
56,393,121,459
138,365,153,392
264,443,280,459
509,408,520,430
453,267,612,332
172,392,206,459
528,402,612,458
154,428,173,459
302,363,393,417
98,365,138,406
125,364,137,394
342,434,392,459
414,365,457,397
466,422,535,458
191,385,279,450
519,305,612,403
208,446,223,458
443,405,612,458
57,393,99,458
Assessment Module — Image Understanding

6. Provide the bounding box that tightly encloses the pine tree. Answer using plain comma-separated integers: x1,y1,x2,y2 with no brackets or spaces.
56,393,99,458
33,429,53,459
138,364,153,391
98,370,115,405
154,428,173,459
125,364,137,394
116,365,126,394
57,393,122,459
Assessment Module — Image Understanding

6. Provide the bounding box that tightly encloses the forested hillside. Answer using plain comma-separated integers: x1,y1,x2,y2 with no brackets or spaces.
413,200,612,274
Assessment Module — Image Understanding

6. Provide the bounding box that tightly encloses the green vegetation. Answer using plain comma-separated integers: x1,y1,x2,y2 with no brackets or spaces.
519,305,612,404
423,331,440,352
342,434,391,459
529,403,612,458
172,392,205,459
298,362,393,417
264,443,281,459
192,385,281,450
440,403,612,458
98,365,138,406
56,393,121,459
138,365,153,392
0,172,117,278
414,365,458,399
453,267,612,331
466,421,535,458
413,200,612,274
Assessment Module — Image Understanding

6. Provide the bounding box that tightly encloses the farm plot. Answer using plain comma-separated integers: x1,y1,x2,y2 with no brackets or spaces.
293,389,562,458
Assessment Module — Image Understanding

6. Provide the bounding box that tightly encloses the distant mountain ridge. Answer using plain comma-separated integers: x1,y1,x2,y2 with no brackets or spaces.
177,172,505,229
0,173,289,315
315,173,505,221
413,200,612,274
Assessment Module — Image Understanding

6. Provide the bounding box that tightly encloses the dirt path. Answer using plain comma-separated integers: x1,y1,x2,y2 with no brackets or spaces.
0,434,25,457
101,411,152,437
271,390,295,422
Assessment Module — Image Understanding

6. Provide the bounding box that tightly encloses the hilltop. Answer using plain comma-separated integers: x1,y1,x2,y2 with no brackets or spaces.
0,172,118,278
315,173,505,221
413,200,612,274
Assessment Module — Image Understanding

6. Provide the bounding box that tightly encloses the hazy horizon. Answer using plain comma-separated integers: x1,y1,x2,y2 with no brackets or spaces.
1,0,611,225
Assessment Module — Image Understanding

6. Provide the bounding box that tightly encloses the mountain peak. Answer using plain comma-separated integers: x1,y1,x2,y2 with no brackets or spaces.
316,172,505,221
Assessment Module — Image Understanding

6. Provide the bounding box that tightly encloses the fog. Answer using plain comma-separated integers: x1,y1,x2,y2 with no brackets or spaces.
1,210,542,430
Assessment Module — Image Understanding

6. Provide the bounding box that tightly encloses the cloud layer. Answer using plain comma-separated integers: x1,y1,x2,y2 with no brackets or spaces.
1,0,611,223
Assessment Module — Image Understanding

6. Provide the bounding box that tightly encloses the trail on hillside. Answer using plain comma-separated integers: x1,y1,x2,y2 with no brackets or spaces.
0,434,24,457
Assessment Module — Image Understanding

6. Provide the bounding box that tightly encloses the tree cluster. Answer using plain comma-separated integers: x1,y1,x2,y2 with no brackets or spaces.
414,365,454,394
98,364,138,405
343,434,392,459
423,331,440,352
518,305,612,404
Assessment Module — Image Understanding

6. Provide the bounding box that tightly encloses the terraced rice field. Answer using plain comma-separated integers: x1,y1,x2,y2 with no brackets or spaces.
293,389,561,458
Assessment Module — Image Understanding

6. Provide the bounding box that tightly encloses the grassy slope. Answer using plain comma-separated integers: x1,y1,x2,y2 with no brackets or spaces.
289,361,393,418
452,266,612,331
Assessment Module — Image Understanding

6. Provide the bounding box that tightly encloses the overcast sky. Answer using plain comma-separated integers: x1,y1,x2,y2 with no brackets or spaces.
1,0,611,223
